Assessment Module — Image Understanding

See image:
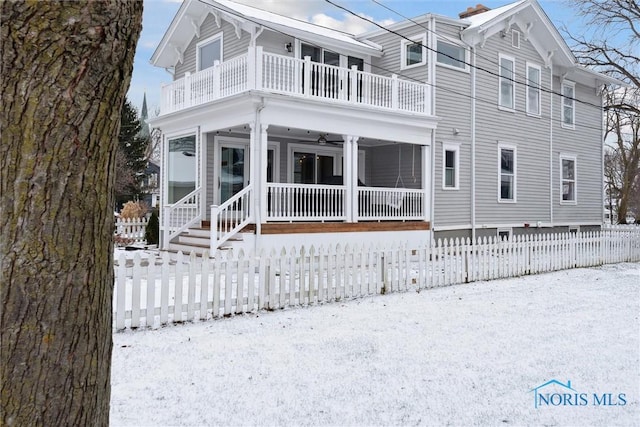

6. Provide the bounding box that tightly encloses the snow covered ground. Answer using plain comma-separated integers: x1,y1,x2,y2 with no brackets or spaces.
110,263,640,426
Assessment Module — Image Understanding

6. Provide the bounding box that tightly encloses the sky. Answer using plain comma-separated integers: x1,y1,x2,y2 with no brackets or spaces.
127,0,583,115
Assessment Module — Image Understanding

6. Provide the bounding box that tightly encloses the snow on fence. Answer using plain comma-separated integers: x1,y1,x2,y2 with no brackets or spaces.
114,217,148,244
113,229,640,330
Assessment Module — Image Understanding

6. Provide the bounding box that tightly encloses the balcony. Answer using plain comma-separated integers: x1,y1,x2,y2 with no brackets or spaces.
160,46,432,116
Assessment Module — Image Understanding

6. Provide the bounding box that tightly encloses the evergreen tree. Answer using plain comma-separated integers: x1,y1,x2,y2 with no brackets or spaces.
116,100,150,206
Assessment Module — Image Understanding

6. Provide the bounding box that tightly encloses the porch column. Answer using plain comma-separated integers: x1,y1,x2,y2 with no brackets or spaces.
259,124,269,226
342,135,352,222
199,129,207,221
350,136,359,222
342,135,359,223
249,122,259,228
421,144,431,223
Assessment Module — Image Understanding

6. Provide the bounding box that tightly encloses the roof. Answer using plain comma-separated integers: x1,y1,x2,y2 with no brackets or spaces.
463,1,528,30
212,0,379,53
151,0,382,69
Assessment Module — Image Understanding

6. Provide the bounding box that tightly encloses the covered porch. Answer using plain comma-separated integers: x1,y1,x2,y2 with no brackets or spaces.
158,90,436,252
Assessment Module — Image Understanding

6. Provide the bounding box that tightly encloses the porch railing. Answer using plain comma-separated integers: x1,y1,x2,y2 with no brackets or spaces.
161,47,431,115
357,187,424,221
210,185,253,251
162,187,202,250
266,183,347,221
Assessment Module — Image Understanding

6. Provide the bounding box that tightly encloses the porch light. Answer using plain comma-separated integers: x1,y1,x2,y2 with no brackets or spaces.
285,42,293,53
317,135,327,145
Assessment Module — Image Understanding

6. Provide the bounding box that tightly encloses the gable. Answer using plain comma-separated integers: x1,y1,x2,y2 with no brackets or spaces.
152,0,382,70
460,0,574,69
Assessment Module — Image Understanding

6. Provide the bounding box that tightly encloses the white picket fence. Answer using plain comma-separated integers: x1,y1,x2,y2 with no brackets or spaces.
113,229,640,330
114,217,148,244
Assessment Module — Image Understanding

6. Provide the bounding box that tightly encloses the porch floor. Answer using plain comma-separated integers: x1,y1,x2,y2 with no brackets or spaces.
201,221,429,234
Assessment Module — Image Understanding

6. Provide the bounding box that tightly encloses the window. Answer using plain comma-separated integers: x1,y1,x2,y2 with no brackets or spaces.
196,34,223,71
442,143,460,190
436,40,467,70
511,30,520,48
499,145,516,202
561,81,575,128
497,228,512,241
401,34,426,70
167,135,196,203
526,63,541,116
560,155,577,203
499,54,515,110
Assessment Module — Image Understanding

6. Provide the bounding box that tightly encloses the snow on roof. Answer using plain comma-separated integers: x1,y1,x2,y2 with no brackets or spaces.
210,0,380,53
462,0,528,29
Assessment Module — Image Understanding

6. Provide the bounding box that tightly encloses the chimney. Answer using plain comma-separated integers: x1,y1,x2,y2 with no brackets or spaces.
459,4,491,19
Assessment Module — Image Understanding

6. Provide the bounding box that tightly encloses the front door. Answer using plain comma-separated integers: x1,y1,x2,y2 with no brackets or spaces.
219,143,249,204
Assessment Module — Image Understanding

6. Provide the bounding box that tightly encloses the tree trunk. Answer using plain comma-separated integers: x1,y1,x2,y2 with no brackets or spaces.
1,2,142,425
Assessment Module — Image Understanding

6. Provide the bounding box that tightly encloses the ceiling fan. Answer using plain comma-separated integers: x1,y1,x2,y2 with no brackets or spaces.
315,133,343,146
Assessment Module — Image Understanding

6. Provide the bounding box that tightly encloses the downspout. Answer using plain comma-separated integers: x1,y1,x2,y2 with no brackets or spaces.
600,82,605,226
549,64,554,227
429,15,437,243
471,47,477,242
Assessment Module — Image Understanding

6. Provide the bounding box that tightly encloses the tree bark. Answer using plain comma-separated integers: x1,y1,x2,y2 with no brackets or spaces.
1,1,142,425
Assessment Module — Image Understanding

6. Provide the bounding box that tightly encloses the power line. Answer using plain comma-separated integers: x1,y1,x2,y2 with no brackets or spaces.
325,0,606,111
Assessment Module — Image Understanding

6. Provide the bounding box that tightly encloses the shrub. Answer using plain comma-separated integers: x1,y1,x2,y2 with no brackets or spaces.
145,209,159,245
120,200,148,219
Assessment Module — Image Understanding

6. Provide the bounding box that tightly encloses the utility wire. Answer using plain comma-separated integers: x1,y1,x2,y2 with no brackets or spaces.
325,0,606,111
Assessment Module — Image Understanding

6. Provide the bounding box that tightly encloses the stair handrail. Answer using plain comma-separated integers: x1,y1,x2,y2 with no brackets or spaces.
162,187,202,250
210,185,253,251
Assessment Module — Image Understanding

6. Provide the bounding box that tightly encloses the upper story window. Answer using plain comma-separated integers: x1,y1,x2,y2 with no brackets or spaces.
436,40,468,71
197,33,223,71
498,54,515,110
401,34,427,70
526,63,541,116
560,155,577,203
561,81,575,129
499,144,516,202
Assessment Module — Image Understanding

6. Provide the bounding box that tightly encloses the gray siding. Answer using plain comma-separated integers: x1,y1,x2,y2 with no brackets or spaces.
368,19,429,82
368,144,422,189
433,21,472,227
473,24,552,226
552,77,603,223
175,15,252,79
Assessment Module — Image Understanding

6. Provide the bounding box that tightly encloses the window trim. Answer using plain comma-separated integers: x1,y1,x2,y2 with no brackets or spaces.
526,62,542,117
560,154,577,205
165,129,199,205
400,34,427,70
561,81,576,129
511,29,521,49
286,143,365,184
498,53,516,111
442,142,460,190
436,39,469,72
196,33,223,71
498,143,517,203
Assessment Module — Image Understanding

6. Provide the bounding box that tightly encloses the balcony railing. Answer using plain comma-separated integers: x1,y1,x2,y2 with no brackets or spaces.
161,46,431,116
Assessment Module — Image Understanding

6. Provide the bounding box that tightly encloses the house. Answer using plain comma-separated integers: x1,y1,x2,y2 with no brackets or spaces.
149,0,619,254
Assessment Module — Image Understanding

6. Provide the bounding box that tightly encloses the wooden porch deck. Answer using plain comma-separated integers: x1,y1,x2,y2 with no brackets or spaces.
202,220,430,234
